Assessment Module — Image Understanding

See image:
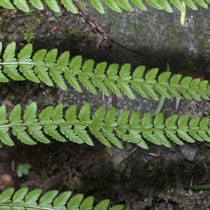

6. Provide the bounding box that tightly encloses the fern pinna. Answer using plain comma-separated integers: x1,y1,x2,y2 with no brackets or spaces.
0,43,209,101
0,102,209,149
0,187,123,210
0,0,209,13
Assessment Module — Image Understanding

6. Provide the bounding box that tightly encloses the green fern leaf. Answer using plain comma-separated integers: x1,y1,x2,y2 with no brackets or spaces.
39,106,53,122
79,74,98,95
12,187,28,203
168,74,183,98
198,80,209,100
118,110,130,128
14,0,30,12
39,190,59,208
199,118,210,142
116,0,133,11
165,114,184,145
65,105,78,122
51,104,64,122
79,60,97,94
44,0,61,12
29,0,44,10
75,126,94,146
60,125,84,144
143,68,159,100
0,0,208,13
118,64,135,99
154,113,171,148
145,0,163,10
188,78,202,101
92,106,105,124
80,196,94,210
67,194,84,209
0,106,14,146
89,127,112,147
183,0,198,10
0,132,13,146
13,125,37,145
179,77,193,100
79,103,91,123
105,78,122,97
45,124,67,142
102,0,122,12
131,66,148,98
18,44,39,83
0,0,14,9
53,191,72,209
188,117,204,141
23,102,37,122
0,188,14,202
130,0,147,10
0,43,209,100
155,72,171,98
9,104,21,123
90,0,105,13
60,0,78,13
66,55,82,92
195,0,208,8
94,199,110,210
0,188,123,209
92,62,110,97
0,42,8,81
3,42,24,81
28,125,51,143
158,0,173,12
33,49,53,86
57,51,70,67
104,107,118,127
0,105,7,125
25,189,42,205
0,103,209,149
110,205,124,210
170,0,185,11
65,70,82,92
103,129,124,148
177,115,195,143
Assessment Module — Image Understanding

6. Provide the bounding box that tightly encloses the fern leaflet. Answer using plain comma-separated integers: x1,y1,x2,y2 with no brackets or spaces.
0,102,209,149
0,43,209,101
0,187,123,210
0,0,209,13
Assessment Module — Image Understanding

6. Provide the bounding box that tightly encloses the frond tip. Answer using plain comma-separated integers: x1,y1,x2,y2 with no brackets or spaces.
0,0,209,13
0,187,123,210
0,102,209,149
0,42,209,101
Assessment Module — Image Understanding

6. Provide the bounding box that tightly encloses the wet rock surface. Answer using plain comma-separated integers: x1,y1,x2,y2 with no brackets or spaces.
0,4,210,210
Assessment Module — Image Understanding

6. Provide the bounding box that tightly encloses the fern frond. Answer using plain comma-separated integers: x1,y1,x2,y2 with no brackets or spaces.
0,43,209,101
0,187,123,210
0,102,209,149
0,0,208,13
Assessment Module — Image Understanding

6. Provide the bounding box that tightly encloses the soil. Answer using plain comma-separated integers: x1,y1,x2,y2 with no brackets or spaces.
0,5,210,210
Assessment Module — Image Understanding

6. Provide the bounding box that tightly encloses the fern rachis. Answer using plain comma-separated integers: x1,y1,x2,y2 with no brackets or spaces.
0,42,209,101
0,102,209,149
0,187,123,210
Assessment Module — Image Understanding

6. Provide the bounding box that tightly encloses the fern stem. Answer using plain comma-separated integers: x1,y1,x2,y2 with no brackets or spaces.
0,118,207,135
0,102,209,148
0,43,209,100
0,203,54,210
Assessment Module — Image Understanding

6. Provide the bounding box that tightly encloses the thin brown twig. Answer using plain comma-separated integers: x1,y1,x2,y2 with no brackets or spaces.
72,0,145,55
